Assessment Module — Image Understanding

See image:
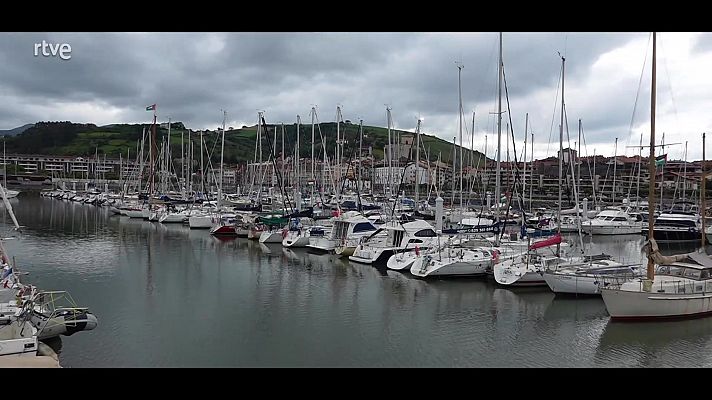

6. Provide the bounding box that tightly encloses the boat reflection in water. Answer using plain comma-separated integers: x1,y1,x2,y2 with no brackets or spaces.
596,317,712,367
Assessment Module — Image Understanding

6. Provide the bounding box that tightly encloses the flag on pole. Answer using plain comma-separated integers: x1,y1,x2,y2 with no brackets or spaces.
655,154,667,168
146,104,156,111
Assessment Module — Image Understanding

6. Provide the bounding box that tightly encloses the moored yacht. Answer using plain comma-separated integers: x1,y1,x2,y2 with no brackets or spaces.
349,220,437,265
650,201,703,243
581,206,643,235
307,212,377,253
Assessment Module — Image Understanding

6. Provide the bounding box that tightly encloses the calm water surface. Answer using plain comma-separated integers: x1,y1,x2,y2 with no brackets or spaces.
3,193,712,367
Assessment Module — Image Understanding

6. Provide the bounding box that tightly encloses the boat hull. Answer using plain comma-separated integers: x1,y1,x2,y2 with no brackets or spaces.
188,216,213,229
159,214,186,223
31,311,98,340
411,256,491,277
259,231,284,243
649,228,705,243
543,272,603,295
282,232,310,247
349,249,395,265
236,226,250,238
0,321,37,357
582,224,642,235
307,237,336,253
601,287,712,320
124,209,144,218
386,252,418,271
494,262,547,286
334,245,356,257
210,225,237,236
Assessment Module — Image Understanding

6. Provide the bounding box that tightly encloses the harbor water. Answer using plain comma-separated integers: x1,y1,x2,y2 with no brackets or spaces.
3,193,712,367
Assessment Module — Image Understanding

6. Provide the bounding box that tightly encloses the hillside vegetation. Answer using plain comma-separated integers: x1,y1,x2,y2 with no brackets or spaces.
3,121,488,166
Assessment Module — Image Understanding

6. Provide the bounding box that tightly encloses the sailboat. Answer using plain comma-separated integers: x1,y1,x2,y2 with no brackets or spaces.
599,32,712,320
409,236,499,277
494,44,626,287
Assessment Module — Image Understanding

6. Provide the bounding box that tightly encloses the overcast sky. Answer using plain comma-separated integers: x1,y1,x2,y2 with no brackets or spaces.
1,32,710,161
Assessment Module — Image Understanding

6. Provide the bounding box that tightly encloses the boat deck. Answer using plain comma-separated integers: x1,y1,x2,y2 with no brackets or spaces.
0,355,60,368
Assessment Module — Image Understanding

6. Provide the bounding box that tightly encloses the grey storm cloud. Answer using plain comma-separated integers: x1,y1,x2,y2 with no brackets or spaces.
0,31,663,154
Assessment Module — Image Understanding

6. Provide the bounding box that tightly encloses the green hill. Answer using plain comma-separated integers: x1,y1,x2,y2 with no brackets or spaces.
4,120,488,166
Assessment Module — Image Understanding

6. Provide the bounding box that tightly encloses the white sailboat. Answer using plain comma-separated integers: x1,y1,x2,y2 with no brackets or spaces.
410,244,498,277
282,218,312,248
601,240,712,319
542,259,643,295
599,32,712,320
494,49,590,287
493,234,566,286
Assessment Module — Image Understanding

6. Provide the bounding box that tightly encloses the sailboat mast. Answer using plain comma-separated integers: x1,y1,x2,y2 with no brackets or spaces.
415,118,421,206
218,110,226,209
522,113,529,209
660,132,665,209
613,137,618,203
281,123,285,191
457,62,464,210
495,32,503,236
386,106,392,197
273,121,277,191
119,152,122,193
470,110,475,206
359,119,363,192
186,129,191,196
451,136,456,206
437,151,441,197
0,181,19,230
636,132,642,202
483,134,488,203
578,119,582,199
557,54,565,256
167,117,171,194
336,106,341,191
150,107,157,197
311,107,315,206
682,141,688,201
647,32,657,282
200,130,204,196
470,111,475,171
296,115,301,193
181,130,185,198
258,111,263,199
530,132,534,212
139,127,145,194
702,132,706,249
